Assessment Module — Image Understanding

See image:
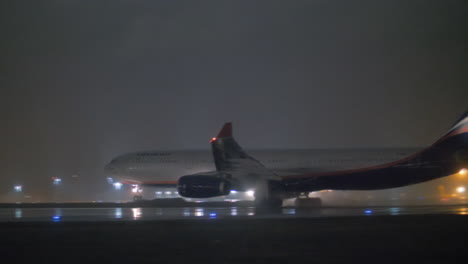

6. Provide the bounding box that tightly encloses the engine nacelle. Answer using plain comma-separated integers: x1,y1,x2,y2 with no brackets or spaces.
177,174,231,198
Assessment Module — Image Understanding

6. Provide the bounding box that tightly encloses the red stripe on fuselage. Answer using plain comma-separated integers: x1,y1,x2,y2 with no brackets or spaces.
281,129,468,180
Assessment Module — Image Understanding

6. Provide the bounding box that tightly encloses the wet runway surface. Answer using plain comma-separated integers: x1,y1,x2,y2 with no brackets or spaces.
1,204,468,222
2,206,468,263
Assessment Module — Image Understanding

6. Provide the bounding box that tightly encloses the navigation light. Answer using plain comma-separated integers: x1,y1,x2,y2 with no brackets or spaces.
210,137,217,143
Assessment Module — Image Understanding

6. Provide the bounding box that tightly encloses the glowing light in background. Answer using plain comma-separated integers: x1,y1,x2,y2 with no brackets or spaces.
457,186,466,193
14,185,22,192
364,209,373,215
459,168,467,175
209,212,217,219
246,190,255,197
132,208,142,219
183,209,190,217
230,208,238,216
131,185,142,193
247,208,255,216
114,208,122,219
389,207,401,216
231,190,237,194
15,208,22,219
210,137,217,143
52,216,61,222
52,177,62,185
195,208,204,217
113,182,123,190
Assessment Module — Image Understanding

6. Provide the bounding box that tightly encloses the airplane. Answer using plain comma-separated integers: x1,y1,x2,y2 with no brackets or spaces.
105,110,468,207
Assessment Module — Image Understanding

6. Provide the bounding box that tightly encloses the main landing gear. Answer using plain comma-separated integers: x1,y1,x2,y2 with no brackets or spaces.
253,181,284,211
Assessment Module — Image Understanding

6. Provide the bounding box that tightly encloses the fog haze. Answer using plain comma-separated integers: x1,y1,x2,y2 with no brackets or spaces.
1,0,467,200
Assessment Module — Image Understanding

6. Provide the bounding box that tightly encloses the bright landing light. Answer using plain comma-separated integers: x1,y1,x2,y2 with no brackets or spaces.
113,182,123,190
457,186,466,193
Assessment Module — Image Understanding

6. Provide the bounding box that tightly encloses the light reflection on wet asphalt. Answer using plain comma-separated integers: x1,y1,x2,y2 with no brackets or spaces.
0,205,467,222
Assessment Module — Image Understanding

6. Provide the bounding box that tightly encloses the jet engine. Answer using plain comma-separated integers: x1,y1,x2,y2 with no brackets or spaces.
177,174,231,198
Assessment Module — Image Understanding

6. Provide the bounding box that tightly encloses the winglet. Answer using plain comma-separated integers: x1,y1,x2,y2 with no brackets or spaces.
217,122,233,138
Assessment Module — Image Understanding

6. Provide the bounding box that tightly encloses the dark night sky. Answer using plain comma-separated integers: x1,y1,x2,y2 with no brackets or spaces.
1,0,467,200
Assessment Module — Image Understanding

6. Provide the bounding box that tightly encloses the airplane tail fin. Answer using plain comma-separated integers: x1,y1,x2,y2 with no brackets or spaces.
435,109,468,145
210,122,277,178
210,122,252,171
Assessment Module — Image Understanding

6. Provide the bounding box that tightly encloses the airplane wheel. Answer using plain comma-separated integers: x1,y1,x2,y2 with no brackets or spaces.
295,197,322,208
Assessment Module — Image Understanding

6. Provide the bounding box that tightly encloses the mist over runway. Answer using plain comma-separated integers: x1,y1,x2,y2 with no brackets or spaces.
1,204,468,222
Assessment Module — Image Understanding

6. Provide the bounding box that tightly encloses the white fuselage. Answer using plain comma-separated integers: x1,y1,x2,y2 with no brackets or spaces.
105,148,418,184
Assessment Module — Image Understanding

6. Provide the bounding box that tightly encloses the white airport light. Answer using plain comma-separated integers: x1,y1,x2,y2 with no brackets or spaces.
457,186,466,193
195,209,204,217
113,182,123,190
15,209,22,219
230,208,238,216
165,191,172,195
246,190,255,197
132,208,142,219
459,168,467,176
114,208,122,219
14,185,22,192
52,177,62,185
